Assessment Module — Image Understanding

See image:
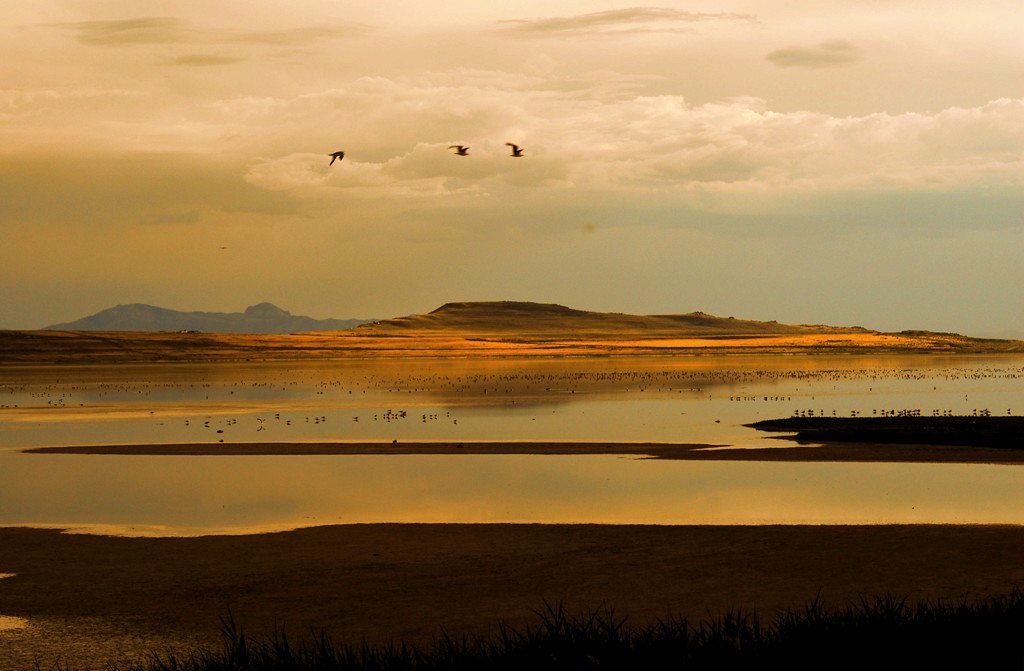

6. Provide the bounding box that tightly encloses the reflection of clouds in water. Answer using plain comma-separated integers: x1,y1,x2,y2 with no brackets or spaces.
2,455,1024,535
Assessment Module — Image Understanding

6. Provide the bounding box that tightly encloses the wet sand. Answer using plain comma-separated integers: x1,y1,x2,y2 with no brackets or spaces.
2,524,1024,669
24,440,1024,464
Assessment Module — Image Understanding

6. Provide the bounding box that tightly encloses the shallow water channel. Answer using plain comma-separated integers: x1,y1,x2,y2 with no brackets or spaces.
1,354,1023,534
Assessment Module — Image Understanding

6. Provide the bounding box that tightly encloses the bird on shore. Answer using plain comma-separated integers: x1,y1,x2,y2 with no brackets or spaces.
328,151,345,165
449,145,469,156
506,142,524,157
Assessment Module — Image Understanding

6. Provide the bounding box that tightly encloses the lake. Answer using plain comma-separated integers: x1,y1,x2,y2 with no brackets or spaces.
2,354,1023,534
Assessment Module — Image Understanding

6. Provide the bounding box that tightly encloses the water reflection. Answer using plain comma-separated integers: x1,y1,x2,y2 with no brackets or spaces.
1,355,1023,534
0,575,27,631
3,453,1024,535
3,355,1023,449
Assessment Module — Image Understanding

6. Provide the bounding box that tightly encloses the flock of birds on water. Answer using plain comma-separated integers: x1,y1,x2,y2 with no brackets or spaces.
2,365,1020,442
328,142,524,165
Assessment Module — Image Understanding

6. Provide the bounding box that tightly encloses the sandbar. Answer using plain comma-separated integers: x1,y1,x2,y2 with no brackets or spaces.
23,440,1024,464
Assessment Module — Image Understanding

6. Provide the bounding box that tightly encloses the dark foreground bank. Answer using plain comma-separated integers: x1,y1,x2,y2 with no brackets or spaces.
4,525,1024,669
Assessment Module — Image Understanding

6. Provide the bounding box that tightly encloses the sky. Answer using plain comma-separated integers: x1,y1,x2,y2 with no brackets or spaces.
2,1,1023,336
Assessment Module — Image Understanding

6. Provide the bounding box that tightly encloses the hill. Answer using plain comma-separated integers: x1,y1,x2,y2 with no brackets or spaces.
355,301,872,337
43,303,372,334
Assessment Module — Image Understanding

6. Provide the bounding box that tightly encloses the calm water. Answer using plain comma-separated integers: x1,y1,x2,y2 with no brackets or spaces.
1,354,1023,534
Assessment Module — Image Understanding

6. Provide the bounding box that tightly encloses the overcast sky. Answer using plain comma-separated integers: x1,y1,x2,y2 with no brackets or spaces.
2,1,1023,336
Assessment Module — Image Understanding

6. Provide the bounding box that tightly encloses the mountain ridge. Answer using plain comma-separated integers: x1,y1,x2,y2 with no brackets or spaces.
35,299,1005,342
6,300,1021,364
43,303,372,334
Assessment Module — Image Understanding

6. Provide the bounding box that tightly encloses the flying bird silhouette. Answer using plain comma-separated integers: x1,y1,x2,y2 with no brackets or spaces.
448,145,470,156
328,151,345,165
506,142,524,157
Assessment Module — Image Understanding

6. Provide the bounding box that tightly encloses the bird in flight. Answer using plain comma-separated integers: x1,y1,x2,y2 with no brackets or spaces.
448,145,470,156
506,142,524,157
328,151,345,165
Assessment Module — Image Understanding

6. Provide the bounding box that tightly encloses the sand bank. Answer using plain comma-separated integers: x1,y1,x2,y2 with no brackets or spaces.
23,440,1024,464
2,524,1024,669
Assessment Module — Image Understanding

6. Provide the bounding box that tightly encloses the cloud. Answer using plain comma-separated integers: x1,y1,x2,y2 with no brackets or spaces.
0,87,152,125
765,39,863,68
244,153,336,192
161,54,244,67
0,87,149,109
62,17,366,50
234,25,371,45
138,211,201,226
162,54,244,67
496,7,756,37
226,76,1024,211
244,150,485,201
0,153,297,226
69,17,194,45
6,67,1023,223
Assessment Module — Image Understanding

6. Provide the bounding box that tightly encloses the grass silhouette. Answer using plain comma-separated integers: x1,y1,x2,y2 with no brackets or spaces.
117,593,1024,670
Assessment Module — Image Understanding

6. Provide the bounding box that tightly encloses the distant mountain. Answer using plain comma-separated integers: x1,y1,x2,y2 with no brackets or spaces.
43,303,373,334
354,300,875,336
7,300,1018,365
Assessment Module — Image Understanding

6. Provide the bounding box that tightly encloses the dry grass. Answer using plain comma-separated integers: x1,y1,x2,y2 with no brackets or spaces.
1,328,1018,365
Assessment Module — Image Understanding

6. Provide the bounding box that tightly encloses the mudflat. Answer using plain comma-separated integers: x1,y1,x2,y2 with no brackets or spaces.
747,416,1024,450
2,524,1024,669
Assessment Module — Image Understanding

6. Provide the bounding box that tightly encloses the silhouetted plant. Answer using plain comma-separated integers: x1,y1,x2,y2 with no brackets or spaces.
113,592,1024,670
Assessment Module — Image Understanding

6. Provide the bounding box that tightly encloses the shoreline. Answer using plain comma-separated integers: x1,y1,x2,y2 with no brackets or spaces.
23,439,1024,464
